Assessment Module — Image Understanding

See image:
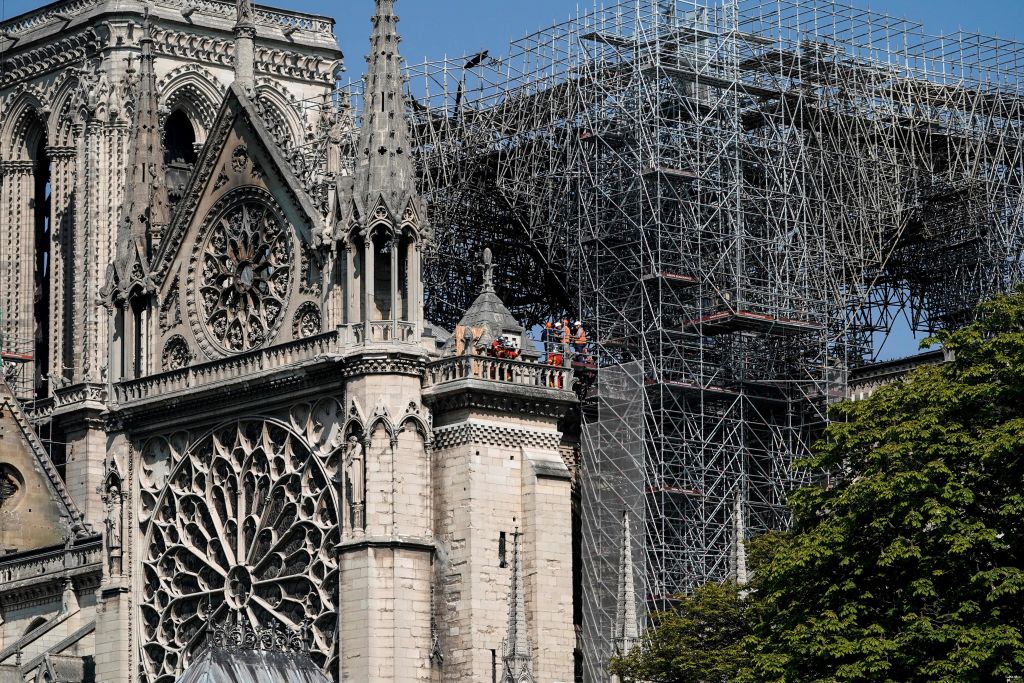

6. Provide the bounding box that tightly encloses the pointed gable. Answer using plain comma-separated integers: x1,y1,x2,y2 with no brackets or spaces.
149,83,329,367
0,382,87,554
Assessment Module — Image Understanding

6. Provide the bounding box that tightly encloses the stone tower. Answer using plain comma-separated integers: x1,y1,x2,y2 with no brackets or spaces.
0,0,579,680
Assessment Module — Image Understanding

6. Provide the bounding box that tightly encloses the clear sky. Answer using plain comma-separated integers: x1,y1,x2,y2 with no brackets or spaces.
2,0,1022,67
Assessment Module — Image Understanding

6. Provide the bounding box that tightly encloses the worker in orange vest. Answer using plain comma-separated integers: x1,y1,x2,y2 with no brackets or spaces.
560,319,571,346
541,321,554,355
573,320,588,360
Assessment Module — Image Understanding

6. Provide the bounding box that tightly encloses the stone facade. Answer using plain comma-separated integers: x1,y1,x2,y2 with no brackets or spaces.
0,1,579,681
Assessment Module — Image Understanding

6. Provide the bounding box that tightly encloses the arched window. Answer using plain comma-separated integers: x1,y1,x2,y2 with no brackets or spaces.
164,109,198,208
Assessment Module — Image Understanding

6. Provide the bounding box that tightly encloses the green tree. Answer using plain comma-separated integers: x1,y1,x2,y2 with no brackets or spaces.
748,290,1024,682
609,581,749,682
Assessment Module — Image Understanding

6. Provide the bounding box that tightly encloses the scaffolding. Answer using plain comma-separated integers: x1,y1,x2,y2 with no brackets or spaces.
398,0,1024,675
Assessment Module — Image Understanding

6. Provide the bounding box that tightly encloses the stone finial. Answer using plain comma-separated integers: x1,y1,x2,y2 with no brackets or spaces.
480,248,495,293
502,528,536,683
612,511,640,656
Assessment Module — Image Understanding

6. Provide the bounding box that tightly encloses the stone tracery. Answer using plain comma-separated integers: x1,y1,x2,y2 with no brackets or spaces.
190,188,293,355
138,419,339,682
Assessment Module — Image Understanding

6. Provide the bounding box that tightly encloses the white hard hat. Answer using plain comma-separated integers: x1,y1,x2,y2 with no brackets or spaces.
575,320,582,326
555,321,562,327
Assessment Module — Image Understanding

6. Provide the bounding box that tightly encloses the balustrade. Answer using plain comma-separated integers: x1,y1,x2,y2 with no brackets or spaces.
425,355,572,391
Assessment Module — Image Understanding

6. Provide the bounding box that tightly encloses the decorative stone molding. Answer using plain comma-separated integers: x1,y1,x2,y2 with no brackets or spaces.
432,419,562,451
151,27,336,84
0,29,100,87
340,354,426,379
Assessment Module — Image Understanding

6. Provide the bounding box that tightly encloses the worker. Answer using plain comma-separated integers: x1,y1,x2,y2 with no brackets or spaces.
541,321,554,354
573,320,588,361
560,318,571,347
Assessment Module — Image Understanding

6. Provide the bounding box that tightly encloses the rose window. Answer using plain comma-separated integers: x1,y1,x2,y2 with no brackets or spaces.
138,420,339,682
196,194,292,354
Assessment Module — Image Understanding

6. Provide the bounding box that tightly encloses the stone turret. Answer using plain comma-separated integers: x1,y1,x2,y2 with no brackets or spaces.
334,0,427,343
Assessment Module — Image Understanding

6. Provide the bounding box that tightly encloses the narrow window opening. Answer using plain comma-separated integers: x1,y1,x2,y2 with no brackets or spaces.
164,109,199,209
131,294,146,378
498,531,507,568
32,136,52,398
491,649,497,683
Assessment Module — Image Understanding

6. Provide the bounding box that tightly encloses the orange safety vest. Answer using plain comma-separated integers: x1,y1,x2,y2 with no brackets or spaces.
575,327,587,344
561,322,571,344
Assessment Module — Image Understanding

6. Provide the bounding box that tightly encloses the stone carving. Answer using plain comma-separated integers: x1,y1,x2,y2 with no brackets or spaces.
162,335,192,371
230,144,248,173
191,188,293,355
159,278,182,333
213,169,229,191
139,419,339,680
343,435,365,533
292,302,322,339
100,459,124,576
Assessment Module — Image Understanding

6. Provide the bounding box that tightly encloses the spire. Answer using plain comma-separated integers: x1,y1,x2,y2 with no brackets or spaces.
233,0,257,89
612,511,640,655
733,490,749,587
351,0,417,217
502,529,536,683
103,8,167,301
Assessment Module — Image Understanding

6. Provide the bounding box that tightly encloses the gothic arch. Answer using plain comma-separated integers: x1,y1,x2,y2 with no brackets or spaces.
47,72,82,148
138,417,340,682
398,413,431,445
1,92,48,159
159,65,225,145
366,414,397,444
253,79,305,149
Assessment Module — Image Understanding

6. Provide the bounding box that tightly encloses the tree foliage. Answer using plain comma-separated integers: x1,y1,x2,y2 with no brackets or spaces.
613,290,1024,682
609,581,749,682
748,291,1024,681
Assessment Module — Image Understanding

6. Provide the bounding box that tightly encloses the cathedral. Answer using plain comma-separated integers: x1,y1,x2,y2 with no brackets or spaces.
0,0,581,680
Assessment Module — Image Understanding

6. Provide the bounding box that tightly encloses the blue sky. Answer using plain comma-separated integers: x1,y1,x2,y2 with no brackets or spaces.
3,1,1021,65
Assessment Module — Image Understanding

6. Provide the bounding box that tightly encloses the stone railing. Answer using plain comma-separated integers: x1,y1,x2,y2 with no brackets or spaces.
0,535,102,586
424,356,573,391
0,0,335,38
115,331,340,404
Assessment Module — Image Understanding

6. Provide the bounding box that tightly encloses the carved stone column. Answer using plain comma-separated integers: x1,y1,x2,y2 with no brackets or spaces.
0,160,35,396
47,145,78,383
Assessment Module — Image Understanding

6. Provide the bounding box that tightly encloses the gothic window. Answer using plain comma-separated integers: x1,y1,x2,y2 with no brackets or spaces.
164,110,198,208
189,189,293,356
138,420,339,681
